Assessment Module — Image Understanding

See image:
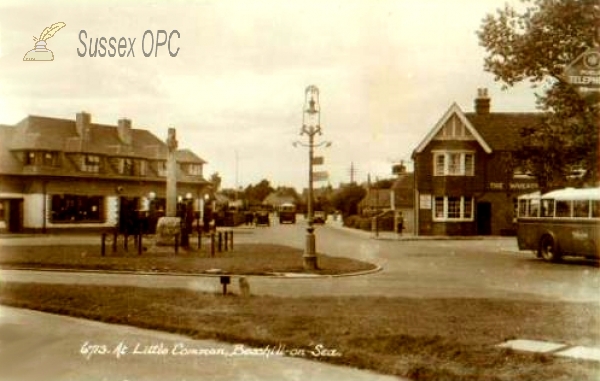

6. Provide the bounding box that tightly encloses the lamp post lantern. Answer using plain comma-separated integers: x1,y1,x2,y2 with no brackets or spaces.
294,85,331,270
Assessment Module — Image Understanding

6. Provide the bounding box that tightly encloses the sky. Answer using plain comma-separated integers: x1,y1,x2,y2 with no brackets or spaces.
0,0,540,191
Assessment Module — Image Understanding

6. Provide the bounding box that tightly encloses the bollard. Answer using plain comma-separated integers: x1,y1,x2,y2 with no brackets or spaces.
210,233,215,257
174,234,179,255
230,230,233,250
101,233,106,256
217,232,223,252
224,231,228,251
112,230,118,253
220,275,230,295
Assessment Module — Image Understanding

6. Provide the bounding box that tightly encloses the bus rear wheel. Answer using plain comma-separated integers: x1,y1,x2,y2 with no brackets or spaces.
539,235,561,262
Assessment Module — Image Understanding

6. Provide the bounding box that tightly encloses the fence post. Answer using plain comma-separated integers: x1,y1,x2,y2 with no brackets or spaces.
218,232,222,252
230,230,233,250
138,233,142,255
112,229,118,253
174,234,179,255
124,233,128,252
210,233,215,257
224,231,229,251
101,233,106,256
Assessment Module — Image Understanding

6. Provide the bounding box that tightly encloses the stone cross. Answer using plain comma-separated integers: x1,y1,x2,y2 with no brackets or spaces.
166,128,178,217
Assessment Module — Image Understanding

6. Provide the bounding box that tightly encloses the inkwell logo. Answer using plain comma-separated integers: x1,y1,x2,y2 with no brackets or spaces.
23,22,66,61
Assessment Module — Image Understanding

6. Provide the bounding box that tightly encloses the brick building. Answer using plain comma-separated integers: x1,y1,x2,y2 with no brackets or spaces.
412,89,540,236
0,112,210,233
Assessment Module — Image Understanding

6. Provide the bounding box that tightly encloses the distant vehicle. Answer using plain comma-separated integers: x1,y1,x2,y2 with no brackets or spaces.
255,210,270,226
516,187,600,262
313,211,326,224
279,203,296,224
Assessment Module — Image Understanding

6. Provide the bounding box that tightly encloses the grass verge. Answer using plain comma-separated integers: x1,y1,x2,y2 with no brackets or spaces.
1,282,599,381
0,243,375,275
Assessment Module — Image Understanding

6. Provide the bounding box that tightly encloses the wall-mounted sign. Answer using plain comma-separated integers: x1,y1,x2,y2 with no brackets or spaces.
419,194,431,209
564,47,600,98
488,182,538,191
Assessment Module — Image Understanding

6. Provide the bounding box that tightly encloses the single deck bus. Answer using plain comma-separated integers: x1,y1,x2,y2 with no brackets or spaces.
516,187,600,262
278,203,296,224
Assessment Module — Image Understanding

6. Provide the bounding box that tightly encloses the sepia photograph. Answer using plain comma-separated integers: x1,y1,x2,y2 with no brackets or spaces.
0,0,598,380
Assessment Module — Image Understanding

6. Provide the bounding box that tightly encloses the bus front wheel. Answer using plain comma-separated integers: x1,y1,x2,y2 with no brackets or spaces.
539,235,561,263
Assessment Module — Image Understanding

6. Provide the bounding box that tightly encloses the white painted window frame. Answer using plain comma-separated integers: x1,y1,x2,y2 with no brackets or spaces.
432,196,475,222
432,151,475,176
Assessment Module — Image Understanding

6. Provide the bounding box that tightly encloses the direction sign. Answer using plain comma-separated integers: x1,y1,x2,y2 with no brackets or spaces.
564,47,600,97
312,171,329,182
312,156,324,166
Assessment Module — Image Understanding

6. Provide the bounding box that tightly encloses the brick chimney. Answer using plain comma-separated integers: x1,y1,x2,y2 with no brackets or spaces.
117,118,132,145
75,112,91,140
474,88,490,115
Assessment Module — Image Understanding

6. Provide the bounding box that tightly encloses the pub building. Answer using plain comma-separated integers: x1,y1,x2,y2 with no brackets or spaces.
412,89,540,236
0,112,210,234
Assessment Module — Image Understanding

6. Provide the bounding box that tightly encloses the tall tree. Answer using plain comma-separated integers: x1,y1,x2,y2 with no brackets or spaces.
244,179,274,204
477,0,599,190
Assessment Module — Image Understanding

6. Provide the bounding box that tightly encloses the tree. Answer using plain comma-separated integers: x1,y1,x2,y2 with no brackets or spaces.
331,184,366,218
244,179,274,205
209,172,222,191
477,0,599,190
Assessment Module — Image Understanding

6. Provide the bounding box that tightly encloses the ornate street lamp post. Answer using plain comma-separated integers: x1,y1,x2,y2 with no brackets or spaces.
294,85,331,270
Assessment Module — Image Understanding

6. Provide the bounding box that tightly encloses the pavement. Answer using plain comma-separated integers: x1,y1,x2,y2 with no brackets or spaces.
0,305,403,381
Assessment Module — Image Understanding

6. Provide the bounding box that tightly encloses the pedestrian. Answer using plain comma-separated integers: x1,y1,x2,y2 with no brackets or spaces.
396,212,404,236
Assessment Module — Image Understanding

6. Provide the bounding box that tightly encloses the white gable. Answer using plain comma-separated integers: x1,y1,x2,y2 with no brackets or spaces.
413,103,492,154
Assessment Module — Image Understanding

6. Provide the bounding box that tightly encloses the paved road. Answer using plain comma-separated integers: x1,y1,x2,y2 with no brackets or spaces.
3,219,598,303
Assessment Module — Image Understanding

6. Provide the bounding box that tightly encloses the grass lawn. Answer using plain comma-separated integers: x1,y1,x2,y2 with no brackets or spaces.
1,282,598,381
0,243,375,275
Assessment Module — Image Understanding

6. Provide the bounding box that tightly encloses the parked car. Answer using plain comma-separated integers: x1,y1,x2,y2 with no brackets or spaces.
255,210,270,226
313,211,326,224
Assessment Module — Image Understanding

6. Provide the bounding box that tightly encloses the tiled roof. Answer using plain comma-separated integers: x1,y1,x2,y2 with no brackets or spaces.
0,126,22,174
464,112,544,151
5,115,206,163
176,149,207,164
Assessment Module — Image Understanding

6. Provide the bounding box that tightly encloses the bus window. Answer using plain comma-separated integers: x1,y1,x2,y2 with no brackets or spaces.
540,199,554,217
573,200,590,218
555,200,571,217
592,200,600,218
529,199,539,217
518,199,528,217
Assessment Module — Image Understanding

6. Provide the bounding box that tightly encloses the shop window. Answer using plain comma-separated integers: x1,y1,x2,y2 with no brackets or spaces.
433,196,474,221
51,195,104,223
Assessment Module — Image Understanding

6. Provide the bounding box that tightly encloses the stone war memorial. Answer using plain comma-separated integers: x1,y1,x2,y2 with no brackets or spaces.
155,128,181,246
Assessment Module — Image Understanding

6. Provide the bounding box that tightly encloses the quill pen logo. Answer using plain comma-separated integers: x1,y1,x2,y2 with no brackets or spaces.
23,22,66,61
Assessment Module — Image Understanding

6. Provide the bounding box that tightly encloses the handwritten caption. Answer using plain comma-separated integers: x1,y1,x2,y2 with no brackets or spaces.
80,341,341,360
